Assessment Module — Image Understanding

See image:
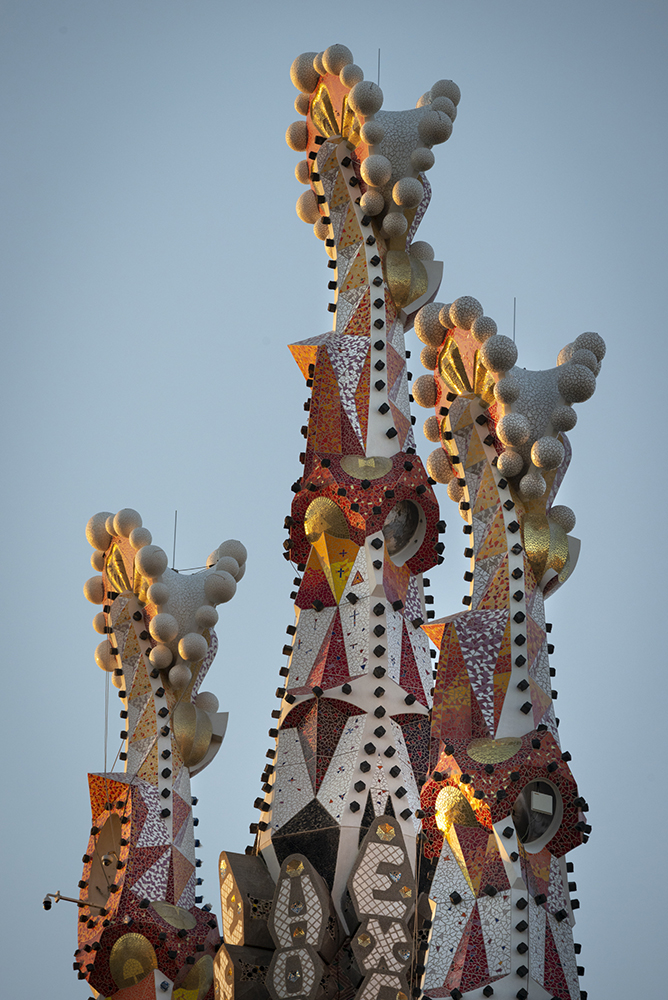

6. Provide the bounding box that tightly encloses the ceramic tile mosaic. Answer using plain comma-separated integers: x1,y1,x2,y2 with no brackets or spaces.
71,50,603,1000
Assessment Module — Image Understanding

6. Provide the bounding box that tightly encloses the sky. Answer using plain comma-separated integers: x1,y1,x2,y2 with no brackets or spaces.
1,1,666,996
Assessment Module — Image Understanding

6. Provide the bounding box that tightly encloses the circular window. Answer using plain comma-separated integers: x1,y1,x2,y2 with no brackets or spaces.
512,779,562,851
382,500,426,566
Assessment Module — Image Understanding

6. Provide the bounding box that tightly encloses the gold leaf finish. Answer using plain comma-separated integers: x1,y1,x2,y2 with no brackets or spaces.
150,900,197,929
311,83,339,138
106,544,131,596
466,737,522,764
341,455,393,480
173,701,213,767
435,787,482,835
304,498,349,543
174,955,214,1000
515,458,570,582
384,251,428,309
109,933,157,989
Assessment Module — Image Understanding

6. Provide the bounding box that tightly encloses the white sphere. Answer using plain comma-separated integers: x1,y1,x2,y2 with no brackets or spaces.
471,315,497,343
340,63,364,88
382,212,408,238
409,240,434,261
205,570,237,605
149,613,179,643
86,512,113,551
430,95,457,119
294,92,310,116
360,189,384,215
558,364,597,403
418,109,452,146
290,52,319,93
423,416,441,442
313,218,330,241
149,644,174,669
410,147,435,172
481,335,518,373
393,177,424,209
92,612,107,634
179,632,209,663
90,550,105,572
497,413,531,447
360,154,392,187
349,81,384,116
494,376,521,404
195,691,220,714
438,304,453,329
295,159,310,185
570,348,599,374
574,331,606,361
531,436,565,471
497,449,524,478
147,581,170,606
412,374,438,408
360,120,385,145
415,302,446,346
95,641,116,672
195,605,219,629
519,470,547,499
84,575,105,605
557,343,574,366
215,556,240,577
206,549,219,568
313,52,326,75
112,671,125,690
427,449,455,484
286,121,308,152
550,505,576,533
415,92,431,108
113,508,142,537
218,539,247,566
296,189,322,224
447,479,464,502
129,526,152,550
135,544,168,580
235,562,246,582
323,44,354,74
430,79,461,106
105,515,116,536
420,345,440,371
551,405,577,432
169,663,192,690
450,296,483,330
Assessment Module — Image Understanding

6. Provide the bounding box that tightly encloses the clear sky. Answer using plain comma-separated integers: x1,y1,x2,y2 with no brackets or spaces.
1,1,666,995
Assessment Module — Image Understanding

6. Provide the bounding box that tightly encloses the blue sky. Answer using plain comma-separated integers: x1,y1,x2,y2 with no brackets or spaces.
1,1,666,995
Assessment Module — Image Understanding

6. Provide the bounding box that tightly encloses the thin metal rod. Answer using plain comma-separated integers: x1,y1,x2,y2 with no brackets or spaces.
513,297,517,343
104,670,109,774
377,49,381,86
172,510,178,568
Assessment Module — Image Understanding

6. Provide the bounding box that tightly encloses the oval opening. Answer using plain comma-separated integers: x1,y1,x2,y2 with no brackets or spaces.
382,500,426,566
512,779,563,853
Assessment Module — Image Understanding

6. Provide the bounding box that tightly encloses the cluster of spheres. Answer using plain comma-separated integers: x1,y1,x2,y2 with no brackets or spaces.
285,42,459,254
84,508,246,703
413,296,606,527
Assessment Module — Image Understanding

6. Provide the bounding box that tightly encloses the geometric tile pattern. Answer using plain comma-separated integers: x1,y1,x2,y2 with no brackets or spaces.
418,319,591,996
263,63,446,954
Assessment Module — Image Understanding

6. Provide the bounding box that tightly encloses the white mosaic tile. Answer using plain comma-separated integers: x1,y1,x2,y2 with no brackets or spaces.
477,892,512,979
289,607,337,688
